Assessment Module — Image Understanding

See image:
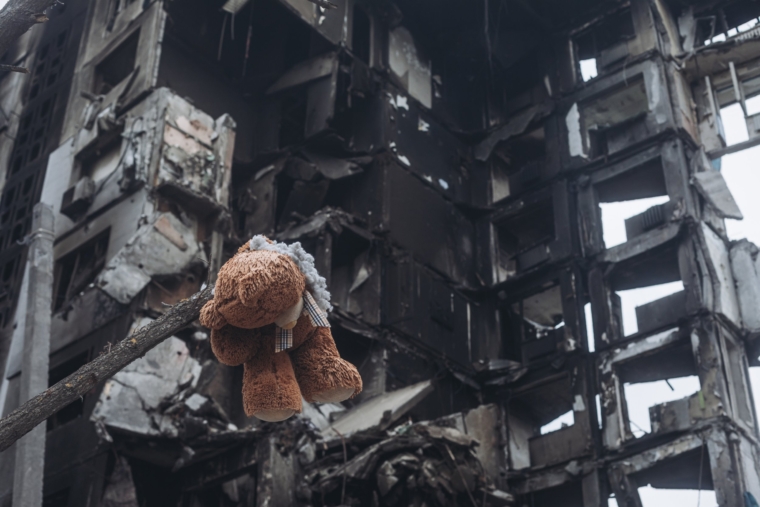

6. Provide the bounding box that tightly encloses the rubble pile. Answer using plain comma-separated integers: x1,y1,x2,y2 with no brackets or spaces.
305,424,512,507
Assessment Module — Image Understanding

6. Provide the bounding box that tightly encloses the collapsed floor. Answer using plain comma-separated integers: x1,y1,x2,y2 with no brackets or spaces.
1,0,760,505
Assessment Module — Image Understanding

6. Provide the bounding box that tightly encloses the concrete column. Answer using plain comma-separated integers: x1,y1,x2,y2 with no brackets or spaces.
13,203,55,507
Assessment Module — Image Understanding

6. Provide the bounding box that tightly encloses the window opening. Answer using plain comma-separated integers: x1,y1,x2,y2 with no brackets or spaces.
623,375,701,436
494,194,554,279
596,156,669,249
540,410,574,435
352,4,371,65
53,229,110,310
579,77,648,158
574,8,634,82
584,302,595,352
501,284,564,364
47,351,90,431
93,30,139,95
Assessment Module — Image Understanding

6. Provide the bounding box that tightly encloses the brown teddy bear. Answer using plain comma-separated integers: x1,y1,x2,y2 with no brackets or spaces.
199,235,362,422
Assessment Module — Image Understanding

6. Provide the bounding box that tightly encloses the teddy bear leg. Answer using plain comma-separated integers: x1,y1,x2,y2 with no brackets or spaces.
242,338,303,422
290,327,363,404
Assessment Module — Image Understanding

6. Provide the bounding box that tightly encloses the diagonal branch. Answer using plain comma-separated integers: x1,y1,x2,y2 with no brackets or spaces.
0,284,214,453
0,0,60,67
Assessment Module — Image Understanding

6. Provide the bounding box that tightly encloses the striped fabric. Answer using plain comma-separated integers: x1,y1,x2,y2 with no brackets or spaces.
275,291,330,353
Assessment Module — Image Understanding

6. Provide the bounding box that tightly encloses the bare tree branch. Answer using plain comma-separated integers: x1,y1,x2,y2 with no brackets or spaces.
0,63,29,73
0,0,60,66
0,285,214,453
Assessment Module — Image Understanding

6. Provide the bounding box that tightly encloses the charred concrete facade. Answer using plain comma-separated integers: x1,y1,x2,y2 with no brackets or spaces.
1,0,760,505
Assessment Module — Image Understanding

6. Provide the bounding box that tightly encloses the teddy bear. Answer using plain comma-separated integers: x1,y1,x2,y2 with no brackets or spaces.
199,235,362,422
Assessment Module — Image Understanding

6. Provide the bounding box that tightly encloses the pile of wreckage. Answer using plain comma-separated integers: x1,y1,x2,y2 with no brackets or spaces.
92,337,512,507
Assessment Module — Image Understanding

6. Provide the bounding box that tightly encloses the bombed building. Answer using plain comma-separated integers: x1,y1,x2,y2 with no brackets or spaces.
0,0,760,505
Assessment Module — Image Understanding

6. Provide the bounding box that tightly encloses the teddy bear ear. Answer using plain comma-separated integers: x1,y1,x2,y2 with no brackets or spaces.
237,271,261,308
237,243,251,254
199,300,227,330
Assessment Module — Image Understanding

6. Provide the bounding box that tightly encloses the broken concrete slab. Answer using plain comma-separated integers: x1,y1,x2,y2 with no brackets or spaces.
321,380,433,441
300,399,346,431
692,170,744,219
96,212,204,304
700,223,742,325
91,319,202,437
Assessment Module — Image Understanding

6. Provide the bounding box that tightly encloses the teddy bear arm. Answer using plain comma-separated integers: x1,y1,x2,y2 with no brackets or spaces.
200,300,227,330
210,325,261,366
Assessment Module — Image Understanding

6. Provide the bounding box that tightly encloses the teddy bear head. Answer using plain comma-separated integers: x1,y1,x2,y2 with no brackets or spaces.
200,236,331,330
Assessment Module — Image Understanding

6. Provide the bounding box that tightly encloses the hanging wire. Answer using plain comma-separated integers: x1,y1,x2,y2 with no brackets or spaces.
696,437,705,507
218,13,228,61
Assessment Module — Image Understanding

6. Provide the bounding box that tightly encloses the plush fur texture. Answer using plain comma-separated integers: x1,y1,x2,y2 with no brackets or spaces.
199,238,362,421
249,235,332,312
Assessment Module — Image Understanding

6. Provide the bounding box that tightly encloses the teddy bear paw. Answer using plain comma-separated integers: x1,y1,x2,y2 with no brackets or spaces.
312,386,357,404
253,408,297,422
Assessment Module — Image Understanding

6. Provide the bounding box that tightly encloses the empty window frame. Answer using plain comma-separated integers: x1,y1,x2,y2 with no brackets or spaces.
47,350,90,431
507,370,592,469
145,267,204,312
577,77,649,158
634,487,718,507
694,0,760,46
387,26,432,109
608,240,686,337
274,161,330,229
574,8,635,83
500,283,565,364
329,227,373,314
709,63,760,147
604,329,700,440
351,3,371,65
492,187,561,281
583,148,676,252
93,30,139,95
630,445,713,497
596,156,670,249
490,127,547,203
53,229,110,310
